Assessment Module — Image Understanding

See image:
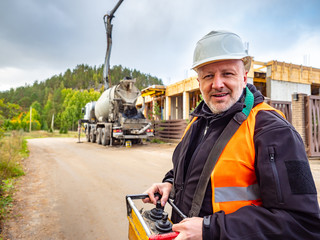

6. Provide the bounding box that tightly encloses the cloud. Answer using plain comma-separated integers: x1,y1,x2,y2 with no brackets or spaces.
254,31,320,68
0,0,320,91
0,66,58,91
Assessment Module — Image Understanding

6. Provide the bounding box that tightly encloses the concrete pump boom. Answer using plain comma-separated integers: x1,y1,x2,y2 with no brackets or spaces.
103,0,124,90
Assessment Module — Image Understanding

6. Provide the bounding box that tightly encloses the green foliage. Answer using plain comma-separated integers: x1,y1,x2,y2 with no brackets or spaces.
43,99,53,131
0,131,27,221
0,161,24,179
60,88,101,131
0,127,4,140
30,101,42,116
110,65,163,90
3,112,25,131
4,108,41,131
0,131,26,181
0,131,26,221
150,138,165,144
153,102,162,120
20,139,29,158
190,94,203,112
21,108,41,131
0,99,21,120
0,179,14,220
59,127,68,134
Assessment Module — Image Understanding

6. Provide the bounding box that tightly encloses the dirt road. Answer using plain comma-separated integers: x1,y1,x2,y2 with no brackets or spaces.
4,138,176,239
3,137,320,240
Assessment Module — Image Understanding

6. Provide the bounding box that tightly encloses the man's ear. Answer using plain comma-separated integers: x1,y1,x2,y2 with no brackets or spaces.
197,77,201,88
243,72,248,88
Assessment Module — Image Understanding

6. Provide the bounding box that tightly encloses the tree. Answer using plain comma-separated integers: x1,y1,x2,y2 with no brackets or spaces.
43,99,54,131
0,99,21,120
60,88,101,132
22,108,41,131
153,102,162,121
18,96,32,109
31,101,42,116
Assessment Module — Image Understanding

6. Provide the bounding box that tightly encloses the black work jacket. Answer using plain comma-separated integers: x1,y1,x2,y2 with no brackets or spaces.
163,84,320,239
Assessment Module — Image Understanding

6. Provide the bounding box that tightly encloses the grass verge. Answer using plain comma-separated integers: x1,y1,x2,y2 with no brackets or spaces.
0,131,28,231
22,130,84,139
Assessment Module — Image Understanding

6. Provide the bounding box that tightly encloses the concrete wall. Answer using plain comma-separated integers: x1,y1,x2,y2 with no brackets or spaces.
267,79,310,101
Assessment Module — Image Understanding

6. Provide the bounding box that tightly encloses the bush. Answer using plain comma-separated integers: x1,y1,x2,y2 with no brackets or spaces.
3,119,21,131
59,126,68,134
21,120,41,131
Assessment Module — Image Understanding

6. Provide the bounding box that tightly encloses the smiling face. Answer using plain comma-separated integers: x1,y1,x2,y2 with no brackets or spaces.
197,59,247,114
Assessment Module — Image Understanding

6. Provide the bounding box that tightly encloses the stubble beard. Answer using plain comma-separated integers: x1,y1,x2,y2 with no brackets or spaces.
202,89,243,114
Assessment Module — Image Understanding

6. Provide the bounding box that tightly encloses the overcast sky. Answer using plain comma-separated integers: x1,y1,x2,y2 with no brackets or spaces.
0,0,319,92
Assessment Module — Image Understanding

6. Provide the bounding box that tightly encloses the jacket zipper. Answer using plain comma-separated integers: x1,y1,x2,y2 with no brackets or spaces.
268,146,283,203
203,125,209,136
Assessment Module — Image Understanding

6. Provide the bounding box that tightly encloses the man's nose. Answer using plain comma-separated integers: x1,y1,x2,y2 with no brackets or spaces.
211,75,224,89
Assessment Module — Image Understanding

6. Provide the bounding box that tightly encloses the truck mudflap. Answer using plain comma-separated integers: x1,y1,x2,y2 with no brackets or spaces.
126,194,184,240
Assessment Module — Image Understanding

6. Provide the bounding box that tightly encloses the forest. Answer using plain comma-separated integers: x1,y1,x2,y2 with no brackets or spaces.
0,64,163,134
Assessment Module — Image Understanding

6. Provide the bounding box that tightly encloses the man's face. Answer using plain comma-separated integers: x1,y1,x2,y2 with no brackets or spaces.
197,59,247,114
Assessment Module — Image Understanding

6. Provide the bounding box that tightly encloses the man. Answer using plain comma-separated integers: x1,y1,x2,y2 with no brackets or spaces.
143,31,320,239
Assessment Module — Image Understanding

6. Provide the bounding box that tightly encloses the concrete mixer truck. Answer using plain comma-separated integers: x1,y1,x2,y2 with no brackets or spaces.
79,0,154,146
82,77,153,146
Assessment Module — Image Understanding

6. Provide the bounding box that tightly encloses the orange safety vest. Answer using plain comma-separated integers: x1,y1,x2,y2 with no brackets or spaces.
183,102,285,215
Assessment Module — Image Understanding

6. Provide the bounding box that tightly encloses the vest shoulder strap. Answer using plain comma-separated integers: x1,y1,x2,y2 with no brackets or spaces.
181,116,198,140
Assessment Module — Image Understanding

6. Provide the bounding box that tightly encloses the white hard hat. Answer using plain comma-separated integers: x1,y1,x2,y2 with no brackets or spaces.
192,30,251,71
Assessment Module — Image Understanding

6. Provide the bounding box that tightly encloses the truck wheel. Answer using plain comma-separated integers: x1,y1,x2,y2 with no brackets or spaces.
86,128,91,142
101,128,107,146
90,130,96,143
97,128,102,144
101,128,110,146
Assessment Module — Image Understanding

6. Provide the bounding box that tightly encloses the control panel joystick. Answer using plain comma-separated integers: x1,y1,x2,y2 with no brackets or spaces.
149,200,164,221
155,212,172,233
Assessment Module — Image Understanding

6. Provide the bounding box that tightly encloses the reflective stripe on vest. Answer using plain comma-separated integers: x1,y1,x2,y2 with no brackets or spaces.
211,102,285,214
215,183,260,202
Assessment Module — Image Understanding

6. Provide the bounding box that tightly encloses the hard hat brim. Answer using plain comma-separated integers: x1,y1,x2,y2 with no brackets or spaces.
192,56,251,72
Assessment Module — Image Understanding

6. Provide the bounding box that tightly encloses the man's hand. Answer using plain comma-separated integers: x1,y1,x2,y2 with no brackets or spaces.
172,217,203,240
142,182,172,206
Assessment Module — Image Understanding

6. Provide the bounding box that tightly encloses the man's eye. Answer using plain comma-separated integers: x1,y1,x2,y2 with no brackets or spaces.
203,74,213,79
224,72,234,76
